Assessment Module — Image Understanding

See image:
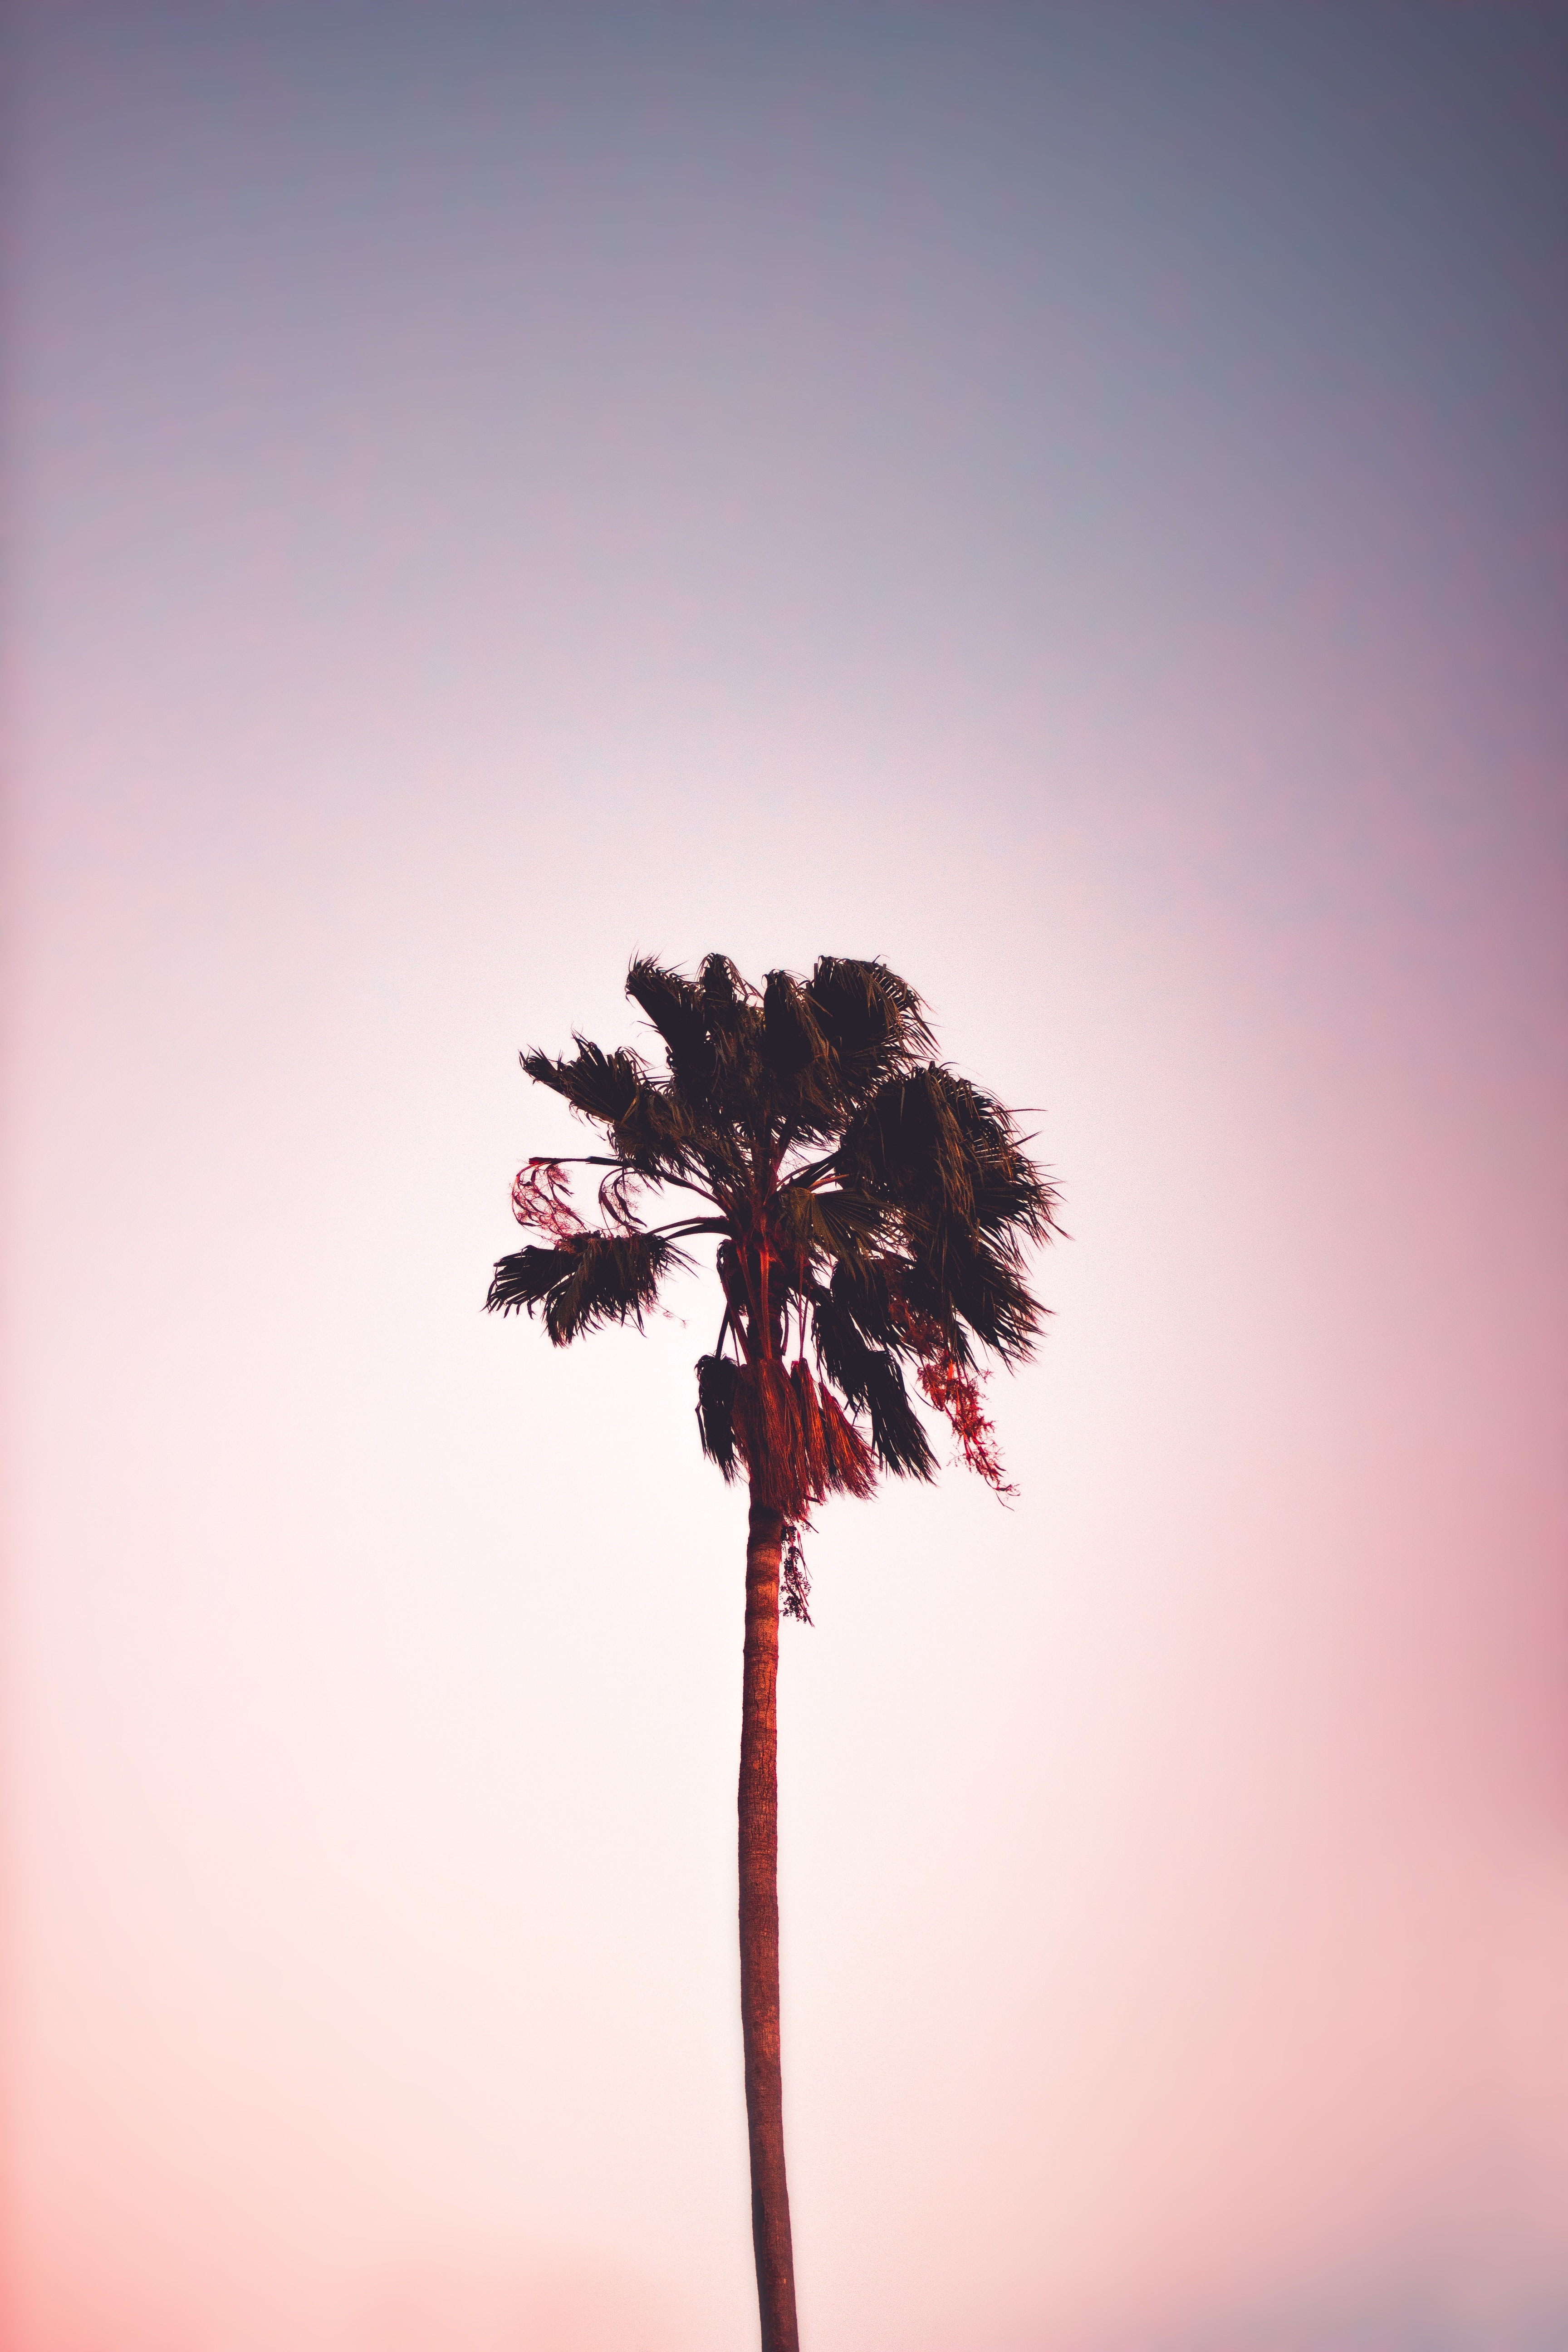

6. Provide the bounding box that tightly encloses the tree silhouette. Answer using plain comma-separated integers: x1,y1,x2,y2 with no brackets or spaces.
486,954,1058,2352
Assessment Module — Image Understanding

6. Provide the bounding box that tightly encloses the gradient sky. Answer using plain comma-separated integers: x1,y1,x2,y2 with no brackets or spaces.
6,6,1568,2351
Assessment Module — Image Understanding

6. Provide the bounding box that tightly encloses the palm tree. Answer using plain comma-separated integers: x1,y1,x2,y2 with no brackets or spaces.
485,954,1058,2352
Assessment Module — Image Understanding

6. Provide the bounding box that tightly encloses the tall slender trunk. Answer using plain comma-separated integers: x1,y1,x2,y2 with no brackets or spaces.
739,1492,800,2352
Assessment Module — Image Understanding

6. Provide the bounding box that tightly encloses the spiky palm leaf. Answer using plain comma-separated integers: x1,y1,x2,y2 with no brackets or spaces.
486,1231,686,1343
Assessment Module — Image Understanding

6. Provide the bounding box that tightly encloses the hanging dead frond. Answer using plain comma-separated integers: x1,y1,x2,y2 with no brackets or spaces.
725,1358,878,1515
696,1353,741,1478
790,1360,828,1497
781,1523,813,1624
816,1389,877,1498
731,1361,804,1513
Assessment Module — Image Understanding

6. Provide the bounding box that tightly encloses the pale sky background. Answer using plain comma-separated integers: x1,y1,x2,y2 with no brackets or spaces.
5,6,1568,2351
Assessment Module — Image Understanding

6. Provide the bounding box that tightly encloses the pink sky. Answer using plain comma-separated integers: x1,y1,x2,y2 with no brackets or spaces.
6,8,1567,2350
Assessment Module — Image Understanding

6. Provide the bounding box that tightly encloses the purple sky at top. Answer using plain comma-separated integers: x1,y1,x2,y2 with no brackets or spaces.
6,7,1567,2351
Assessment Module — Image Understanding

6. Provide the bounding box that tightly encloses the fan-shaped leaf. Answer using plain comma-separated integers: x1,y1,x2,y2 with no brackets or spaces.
486,1244,582,1318
627,958,718,1101
521,1039,647,1129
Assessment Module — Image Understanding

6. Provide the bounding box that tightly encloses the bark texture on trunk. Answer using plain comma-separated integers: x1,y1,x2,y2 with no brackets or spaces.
739,1493,800,2352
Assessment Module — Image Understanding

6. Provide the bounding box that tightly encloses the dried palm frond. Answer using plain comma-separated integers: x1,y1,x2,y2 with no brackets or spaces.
781,1522,813,1623
816,1391,877,1498
790,1360,828,1496
892,1298,1017,1495
696,1353,741,1478
511,1159,586,1240
731,1362,805,1513
721,1357,879,1515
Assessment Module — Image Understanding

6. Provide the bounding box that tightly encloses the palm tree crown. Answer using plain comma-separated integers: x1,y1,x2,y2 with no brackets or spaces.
486,953,1059,1557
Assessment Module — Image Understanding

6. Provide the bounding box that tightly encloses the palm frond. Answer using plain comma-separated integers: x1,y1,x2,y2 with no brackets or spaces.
806,957,935,1101
837,1066,976,1224
511,1159,587,1240
727,1357,881,1514
823,1253,914,1354
627,957,718,1101
762,970,832,1083
973,1156,1061,1247
899,1229,1043,1364
773,1183,886,1272
781,1522,813,1623
944,1241,1045,1363
699,954,755,1017
942,1073,1061,1245
816,1386,877,1497
791,1358,827,1488
546,1231,685,1343
486,1231,684,1344
809,1289,936,1479
486,1244,581,1317
696,1352,741,1478
608,1083,703,1177
521,1038,647,1128
701,961,769,1117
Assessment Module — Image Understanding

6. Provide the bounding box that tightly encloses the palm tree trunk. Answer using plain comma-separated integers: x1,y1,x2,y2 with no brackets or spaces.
739,1492,800,2352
